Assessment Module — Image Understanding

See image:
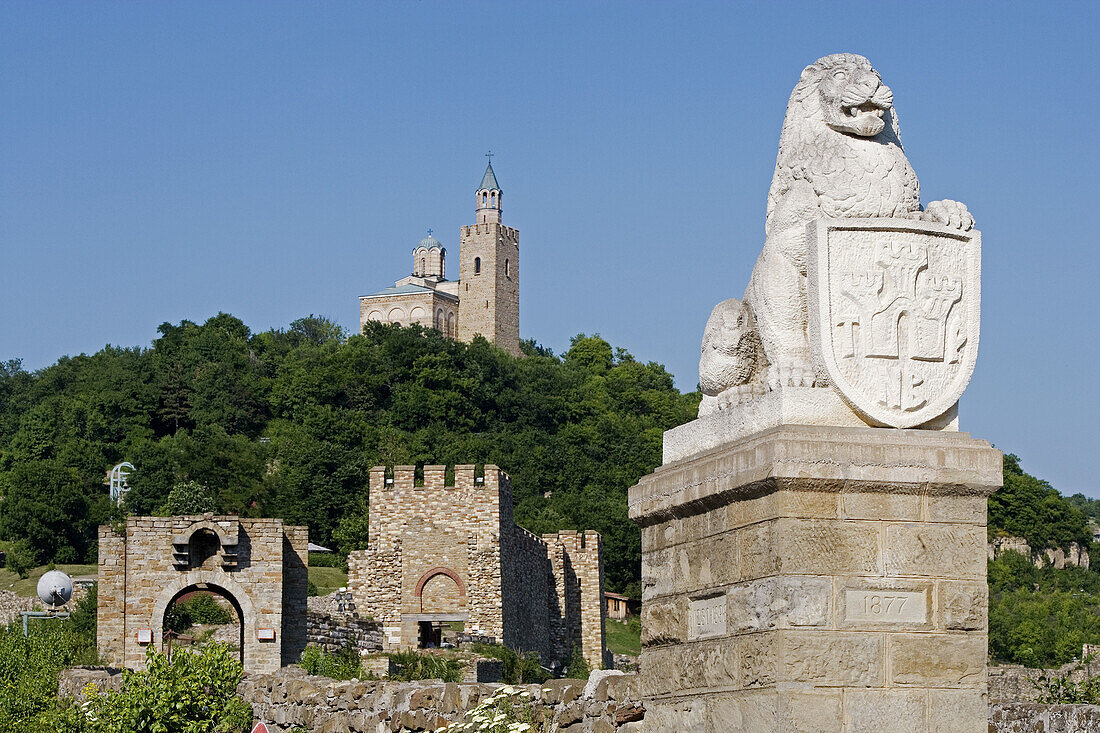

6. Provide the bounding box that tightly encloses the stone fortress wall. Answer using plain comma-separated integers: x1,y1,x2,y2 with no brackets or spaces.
97,515,308,674
348,464,606,670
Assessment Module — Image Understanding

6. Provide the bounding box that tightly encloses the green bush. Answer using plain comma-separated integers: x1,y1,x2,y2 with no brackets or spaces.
163,592,235,633
988,553,1100,667
564,645,591,679
4,540,36,579
307,551,345,569
1033,657,1100,704
0,619,98,731
470,643,549,684
387,650,465,682
72,644,253,732
299,643,367,680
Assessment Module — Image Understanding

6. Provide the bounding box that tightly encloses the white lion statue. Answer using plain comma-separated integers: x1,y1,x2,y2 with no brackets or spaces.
699,53,974,416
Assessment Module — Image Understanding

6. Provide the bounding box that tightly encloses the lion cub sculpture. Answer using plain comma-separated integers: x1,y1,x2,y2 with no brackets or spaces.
699,53,974,417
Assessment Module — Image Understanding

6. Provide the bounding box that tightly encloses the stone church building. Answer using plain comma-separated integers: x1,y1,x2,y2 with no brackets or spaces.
359,161,522,357
347,465,609,671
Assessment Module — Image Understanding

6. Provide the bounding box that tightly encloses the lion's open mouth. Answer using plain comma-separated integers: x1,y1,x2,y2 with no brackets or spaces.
844,102,885,120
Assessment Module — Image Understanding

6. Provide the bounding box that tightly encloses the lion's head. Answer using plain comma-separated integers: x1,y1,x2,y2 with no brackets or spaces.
699,298,764,396
765,53,919,234
809,54,895,138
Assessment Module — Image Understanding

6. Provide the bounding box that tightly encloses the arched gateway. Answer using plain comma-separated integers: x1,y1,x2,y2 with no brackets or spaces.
97,515,308,673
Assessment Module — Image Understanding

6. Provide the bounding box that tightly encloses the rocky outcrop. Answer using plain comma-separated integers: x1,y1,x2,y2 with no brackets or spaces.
987,536,1090,569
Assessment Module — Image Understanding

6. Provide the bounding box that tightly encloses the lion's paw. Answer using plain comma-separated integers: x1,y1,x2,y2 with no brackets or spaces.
765,364,822,390
924,200,974,231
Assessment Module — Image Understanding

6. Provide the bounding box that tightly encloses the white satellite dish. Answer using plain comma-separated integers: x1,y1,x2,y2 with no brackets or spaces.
37,570,73,609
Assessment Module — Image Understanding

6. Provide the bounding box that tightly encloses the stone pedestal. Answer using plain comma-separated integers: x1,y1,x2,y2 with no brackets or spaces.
628,424,1001,732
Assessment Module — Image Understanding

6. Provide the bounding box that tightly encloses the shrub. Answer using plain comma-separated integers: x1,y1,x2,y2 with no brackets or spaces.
74,644,253,732
387,650,465,682
564,645,591,679
1033,656,1100,704
0,619,98,731
299,643,367,680
4,540,36,579
443,685,549,732
164,592,235,633
470,643,550,684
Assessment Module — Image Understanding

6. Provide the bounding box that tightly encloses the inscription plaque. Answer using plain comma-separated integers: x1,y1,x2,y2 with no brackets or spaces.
688,595,727,639
844,589,927,623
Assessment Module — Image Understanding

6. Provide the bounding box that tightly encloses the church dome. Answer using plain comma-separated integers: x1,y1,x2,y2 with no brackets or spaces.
413,233,444,252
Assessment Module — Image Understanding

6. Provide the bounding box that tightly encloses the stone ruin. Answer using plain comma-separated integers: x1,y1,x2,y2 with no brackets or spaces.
348,464,609,671
97,515,308,674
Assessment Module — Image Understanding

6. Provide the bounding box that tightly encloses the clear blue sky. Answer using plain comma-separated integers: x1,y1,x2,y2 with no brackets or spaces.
2,2,1097,495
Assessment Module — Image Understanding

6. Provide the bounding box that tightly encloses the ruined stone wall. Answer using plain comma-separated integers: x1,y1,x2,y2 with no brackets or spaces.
501,525,554,662
351,464,607,668
305,612,383,654
96,515,308,674
548,530,608,670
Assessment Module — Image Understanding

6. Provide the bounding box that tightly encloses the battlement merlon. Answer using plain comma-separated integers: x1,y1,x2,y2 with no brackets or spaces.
460,223,519,241
368,464,508,493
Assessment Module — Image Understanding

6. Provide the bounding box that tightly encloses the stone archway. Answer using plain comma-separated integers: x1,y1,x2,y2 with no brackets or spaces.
97,515,309,674
414,567,465,613
152,573,256,667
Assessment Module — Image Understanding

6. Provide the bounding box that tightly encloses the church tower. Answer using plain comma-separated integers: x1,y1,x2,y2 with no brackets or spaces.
458,158,520,356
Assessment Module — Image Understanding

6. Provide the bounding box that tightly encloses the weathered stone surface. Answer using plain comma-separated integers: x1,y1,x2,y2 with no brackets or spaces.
928,689,987,733
778,689,842,732
845,689,925,729
726,576,829,633
940,580,987,631
777,518,880,576
781,630,885,686
889,634,985,686
885,523,986,579
989,702,1100,733
837,578,932,629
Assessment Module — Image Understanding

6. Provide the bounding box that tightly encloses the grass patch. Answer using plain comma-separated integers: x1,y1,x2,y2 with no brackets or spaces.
605,616,640,656
308,566,348,595
0,564,98,597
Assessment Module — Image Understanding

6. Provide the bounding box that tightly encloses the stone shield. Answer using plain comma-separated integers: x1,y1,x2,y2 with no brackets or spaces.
807,218,981,428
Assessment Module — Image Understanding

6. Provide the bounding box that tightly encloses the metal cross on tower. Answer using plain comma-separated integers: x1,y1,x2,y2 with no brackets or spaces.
485,150,493,161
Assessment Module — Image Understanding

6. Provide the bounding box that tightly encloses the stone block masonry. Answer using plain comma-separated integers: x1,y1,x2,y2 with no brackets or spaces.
97,515,309,674
349,464,607,670
629,424,1001,733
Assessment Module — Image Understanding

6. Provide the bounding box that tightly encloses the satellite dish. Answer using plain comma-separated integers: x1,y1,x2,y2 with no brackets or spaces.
37,570,73,609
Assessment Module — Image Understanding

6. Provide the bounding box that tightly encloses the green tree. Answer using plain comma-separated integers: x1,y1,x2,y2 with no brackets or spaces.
155,481,216,516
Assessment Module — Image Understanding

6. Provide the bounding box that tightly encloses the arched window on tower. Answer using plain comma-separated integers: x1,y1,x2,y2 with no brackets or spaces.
504,258,510,277
420,256,426,274
482,192,487,205
490,192,496,206
474,257,481,275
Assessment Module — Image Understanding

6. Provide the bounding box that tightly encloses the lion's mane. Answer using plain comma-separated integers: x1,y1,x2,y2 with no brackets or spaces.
764,53,920,237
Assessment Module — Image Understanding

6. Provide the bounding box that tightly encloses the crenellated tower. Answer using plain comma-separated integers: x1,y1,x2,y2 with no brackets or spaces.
458,159,520,356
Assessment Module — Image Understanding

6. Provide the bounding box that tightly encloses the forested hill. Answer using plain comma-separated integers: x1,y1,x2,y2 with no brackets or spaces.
0,315,699,595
